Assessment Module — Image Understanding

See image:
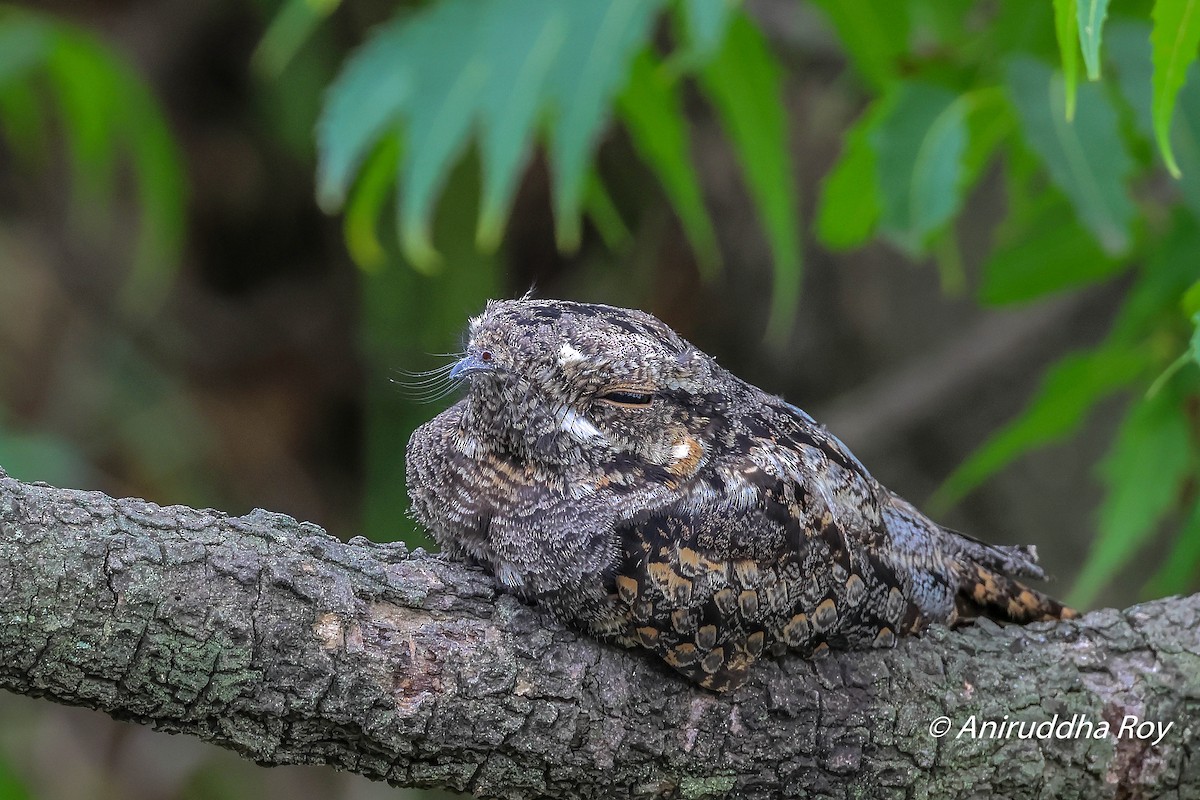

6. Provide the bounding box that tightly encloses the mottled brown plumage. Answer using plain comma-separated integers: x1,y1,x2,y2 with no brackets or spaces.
405,299,1075,691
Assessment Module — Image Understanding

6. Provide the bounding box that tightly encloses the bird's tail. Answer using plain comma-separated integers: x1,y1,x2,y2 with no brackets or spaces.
884,494,1078,626
953,559,1078,624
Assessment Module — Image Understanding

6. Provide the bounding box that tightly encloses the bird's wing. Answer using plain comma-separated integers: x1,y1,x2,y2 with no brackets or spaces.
608,398,923,690
768,400,1073,624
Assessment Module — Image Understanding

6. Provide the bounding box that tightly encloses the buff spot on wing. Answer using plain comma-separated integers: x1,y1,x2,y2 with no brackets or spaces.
701,647,726,674
844,574,866,606
714,587,737,616
666,643,701,667
972,565,1000,604
667,573,694,606
646,562,674,594
737,590,759,618
676,546,703,576
733,559,760,587
631,598,654,623
637,626,659,647
616,575,638,604
813,599,838,632
783,613,810,645
671,608,697,634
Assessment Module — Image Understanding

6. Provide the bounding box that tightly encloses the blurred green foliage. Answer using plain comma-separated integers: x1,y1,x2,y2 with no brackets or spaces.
314,0,802,336
0,5,185,314
807,2,1200,608
2,0,1199,617
0,5,210,516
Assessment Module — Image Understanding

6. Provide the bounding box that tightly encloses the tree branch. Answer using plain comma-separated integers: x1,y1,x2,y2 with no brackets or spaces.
0,467,1195,799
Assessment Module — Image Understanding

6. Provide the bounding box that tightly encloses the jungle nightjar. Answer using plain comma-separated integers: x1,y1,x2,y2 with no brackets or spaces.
405,299,1075,691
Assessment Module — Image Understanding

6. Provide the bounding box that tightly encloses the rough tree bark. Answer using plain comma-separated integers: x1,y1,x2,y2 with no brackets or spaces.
0,467,1195,799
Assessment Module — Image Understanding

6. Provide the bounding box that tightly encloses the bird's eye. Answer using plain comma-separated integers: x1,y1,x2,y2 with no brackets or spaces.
598,389,655,408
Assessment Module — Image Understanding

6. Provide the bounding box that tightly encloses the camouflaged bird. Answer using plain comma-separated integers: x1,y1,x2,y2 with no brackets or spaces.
405,298,1076,691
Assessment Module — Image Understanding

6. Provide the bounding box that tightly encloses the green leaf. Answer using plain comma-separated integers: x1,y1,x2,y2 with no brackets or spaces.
0,11,48,83
1151,0,1200,178
582,172,631,251
814,99,888,251
315,12,416,211
699,13,801,339
393,2,492,268
961,87,1013,188
0,10,186,315
809,0,909,90
1104,14,1200,199
1106,19,1155,140
1143,496,1200,597
871,83,969,257
931,344,1148,512
1108,21,1200,214
344,139,401,271
1185,278,1200,314
1055,0,1079,118
1070,385,1193,607
46,33,120,205
48,29,185,313
679,0,735,62
252,0,342,78
1006,56,1134,255
816,86,1006,257
539,0,666,252
1169,80,1200,223
1076,0,1111,80
1191,310,1200,367
617,50,719,274
475,8,567,250
317,0,664,267
1111,211,1200,343
981,192,1123,305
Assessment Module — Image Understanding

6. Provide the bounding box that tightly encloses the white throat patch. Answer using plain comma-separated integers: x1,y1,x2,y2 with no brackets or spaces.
559,407,603,441
557,342,587,366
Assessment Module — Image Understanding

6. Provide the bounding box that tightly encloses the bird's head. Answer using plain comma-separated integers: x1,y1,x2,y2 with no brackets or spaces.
451,298,734,472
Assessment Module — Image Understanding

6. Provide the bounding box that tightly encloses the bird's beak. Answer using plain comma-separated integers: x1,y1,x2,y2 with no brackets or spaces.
449,352,495,381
